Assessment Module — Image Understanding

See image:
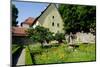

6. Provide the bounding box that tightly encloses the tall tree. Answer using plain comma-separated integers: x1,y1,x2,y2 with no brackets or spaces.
12,4,19,26
58,4,96,34
27,26,54,47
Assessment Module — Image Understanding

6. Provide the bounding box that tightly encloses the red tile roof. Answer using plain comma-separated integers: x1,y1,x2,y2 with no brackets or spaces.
21,17,36,26
12,27,28,36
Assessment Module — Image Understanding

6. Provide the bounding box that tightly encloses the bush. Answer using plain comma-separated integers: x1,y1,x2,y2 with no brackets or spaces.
54,33,65,43
27,26,54,47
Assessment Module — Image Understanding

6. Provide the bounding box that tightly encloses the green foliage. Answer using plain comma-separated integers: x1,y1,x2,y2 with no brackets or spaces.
28,43,95,64
25,46,33,65
12,4,19,26
27,26,54,44
54,33,65,43
12,45,20,54
27,27,41,43
58,4,96,33
79,43,96,53
66,43,96,62
28,43,42,54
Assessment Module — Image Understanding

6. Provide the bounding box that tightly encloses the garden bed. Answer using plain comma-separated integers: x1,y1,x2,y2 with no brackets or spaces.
27,43,96,64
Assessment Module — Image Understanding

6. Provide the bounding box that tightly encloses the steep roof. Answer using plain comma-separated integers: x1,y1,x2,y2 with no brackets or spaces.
21,17,35,26
31,3,58,26
12,3,62,36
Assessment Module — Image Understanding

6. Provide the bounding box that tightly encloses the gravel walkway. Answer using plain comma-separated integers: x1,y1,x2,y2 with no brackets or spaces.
16,48,25,65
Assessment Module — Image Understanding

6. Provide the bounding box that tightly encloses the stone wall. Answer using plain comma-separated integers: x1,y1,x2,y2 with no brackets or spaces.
65,32,95,44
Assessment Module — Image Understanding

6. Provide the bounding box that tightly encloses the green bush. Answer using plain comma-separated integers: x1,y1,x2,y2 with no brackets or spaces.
54,33,65,44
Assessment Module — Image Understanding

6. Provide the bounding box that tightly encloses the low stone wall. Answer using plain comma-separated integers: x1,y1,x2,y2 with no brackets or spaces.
65,32,95,44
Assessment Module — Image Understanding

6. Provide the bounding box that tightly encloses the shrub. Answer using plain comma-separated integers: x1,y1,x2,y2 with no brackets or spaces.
54,33,65,44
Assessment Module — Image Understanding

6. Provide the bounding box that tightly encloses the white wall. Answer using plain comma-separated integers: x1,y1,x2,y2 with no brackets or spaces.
38,4,64,34
22,24,30,28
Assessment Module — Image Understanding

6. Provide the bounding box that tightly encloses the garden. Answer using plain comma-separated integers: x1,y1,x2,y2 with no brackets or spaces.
12,3,96,66
25,43,96,65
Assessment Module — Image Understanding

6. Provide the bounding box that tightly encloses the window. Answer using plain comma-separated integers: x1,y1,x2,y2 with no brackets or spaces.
52,16,54,19
57,31,59,33
57,23,59,27
52,22,54,26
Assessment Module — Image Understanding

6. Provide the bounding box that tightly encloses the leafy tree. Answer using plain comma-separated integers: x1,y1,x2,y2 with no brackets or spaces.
54,33,65,44
58,4,96,34
27,26,54,47
12,4,19,26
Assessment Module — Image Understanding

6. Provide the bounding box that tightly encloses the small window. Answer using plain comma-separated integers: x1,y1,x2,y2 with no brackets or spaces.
57,31,59,33
57,23,59,27
52,22,54,26
52,16,54,19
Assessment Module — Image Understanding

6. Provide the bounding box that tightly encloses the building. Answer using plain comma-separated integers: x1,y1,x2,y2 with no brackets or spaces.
21,17,38,28
12,3,95,45
31,4,64,34
12,3,65,44
20,4,64,34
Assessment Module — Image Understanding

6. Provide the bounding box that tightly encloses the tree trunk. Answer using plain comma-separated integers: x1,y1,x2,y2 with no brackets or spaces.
65,34,70,43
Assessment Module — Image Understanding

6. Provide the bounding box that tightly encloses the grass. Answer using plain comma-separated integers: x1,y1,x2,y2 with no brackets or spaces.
27,43,96,64
28,43,42,54
25,46,33,65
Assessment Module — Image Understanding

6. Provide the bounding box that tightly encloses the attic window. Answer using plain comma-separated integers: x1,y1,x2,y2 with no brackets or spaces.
52,22,54,26
52,16,54,19
57,23,59,27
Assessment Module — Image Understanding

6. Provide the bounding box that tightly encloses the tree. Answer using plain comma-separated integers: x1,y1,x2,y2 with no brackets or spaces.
27,26,54,47
54,33,65,44
12,4,19,26
58,4,96,34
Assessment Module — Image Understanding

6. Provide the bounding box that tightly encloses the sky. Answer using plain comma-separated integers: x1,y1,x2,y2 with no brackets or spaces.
12,1,49,25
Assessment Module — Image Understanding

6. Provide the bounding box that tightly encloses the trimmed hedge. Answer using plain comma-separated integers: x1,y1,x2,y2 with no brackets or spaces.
12,46,23,65
12,46,20,54
25,46,33,65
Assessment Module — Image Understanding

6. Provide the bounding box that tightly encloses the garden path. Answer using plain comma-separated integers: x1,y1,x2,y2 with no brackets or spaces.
16,48,25,65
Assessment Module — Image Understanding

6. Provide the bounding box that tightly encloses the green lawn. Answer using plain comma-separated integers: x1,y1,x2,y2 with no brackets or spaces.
27,43,96,64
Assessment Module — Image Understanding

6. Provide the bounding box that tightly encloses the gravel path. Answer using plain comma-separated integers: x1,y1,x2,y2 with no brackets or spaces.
16,48,25,65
